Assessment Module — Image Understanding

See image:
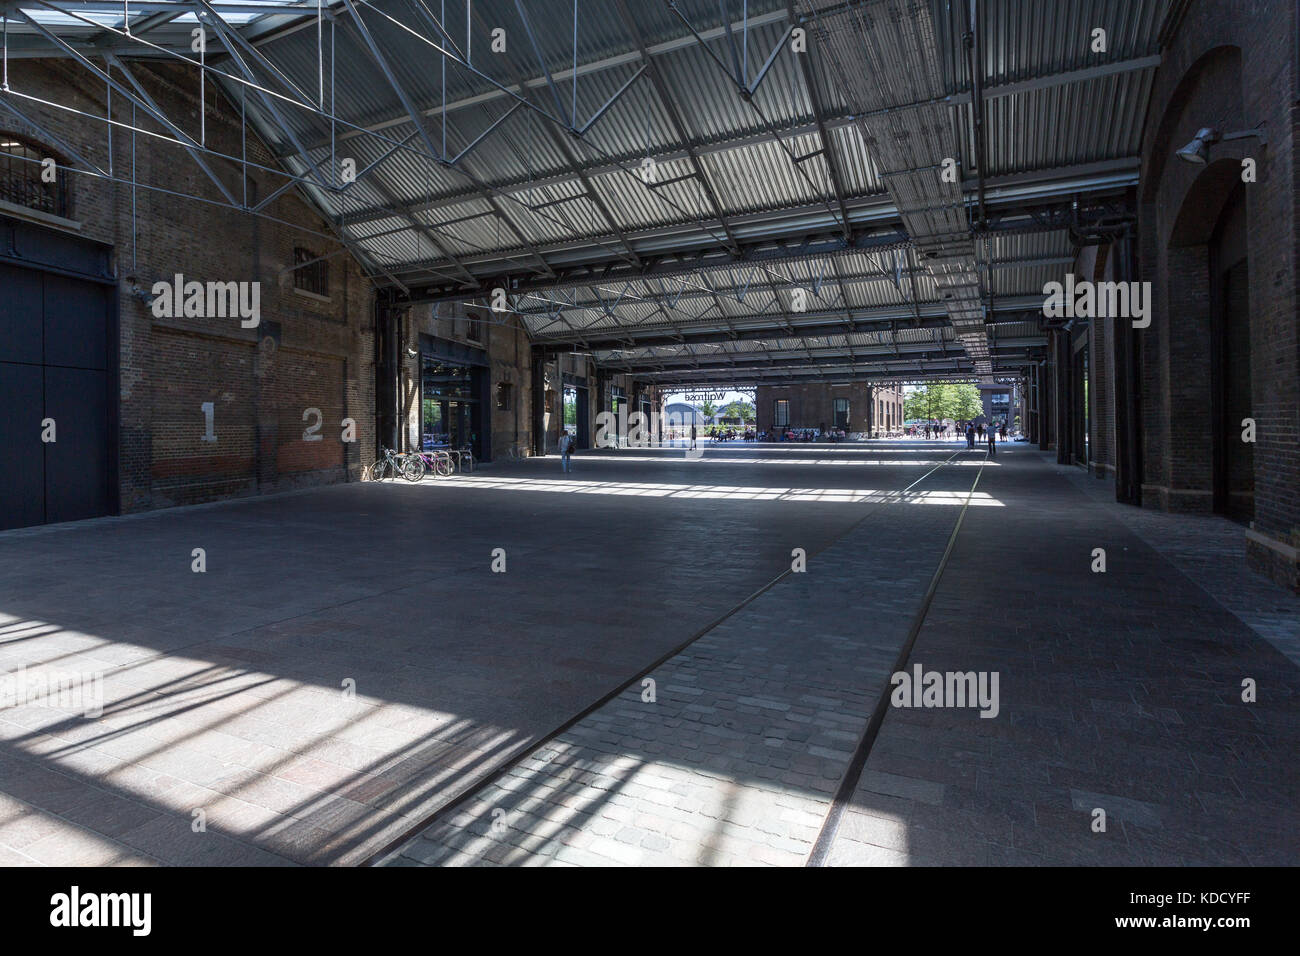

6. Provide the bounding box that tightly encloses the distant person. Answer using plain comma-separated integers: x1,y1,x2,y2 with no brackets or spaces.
689,423,697,450
559,429,574,473
1000,422,1008,441
987,426,997,458
966,423,975,449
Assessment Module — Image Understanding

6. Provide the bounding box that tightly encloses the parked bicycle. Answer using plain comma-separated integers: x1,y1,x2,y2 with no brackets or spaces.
368,447,423,482
404,448,455,479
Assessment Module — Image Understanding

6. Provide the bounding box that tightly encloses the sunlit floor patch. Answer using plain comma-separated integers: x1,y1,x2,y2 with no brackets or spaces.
0,618,531,865
430,475,1005,505
548,454,995,466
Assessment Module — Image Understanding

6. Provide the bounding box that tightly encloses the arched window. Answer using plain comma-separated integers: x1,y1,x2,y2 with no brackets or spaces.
0,134,72,218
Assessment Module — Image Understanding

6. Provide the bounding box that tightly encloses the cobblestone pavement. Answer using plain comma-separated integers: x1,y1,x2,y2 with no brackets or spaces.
382,448,982,866
824,450,1298,866
5,441,1293,866
0,443,970,865
384,442,1300,867
1063,460,1300,667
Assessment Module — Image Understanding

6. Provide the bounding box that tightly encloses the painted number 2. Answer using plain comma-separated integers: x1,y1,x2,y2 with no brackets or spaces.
303,407,323,441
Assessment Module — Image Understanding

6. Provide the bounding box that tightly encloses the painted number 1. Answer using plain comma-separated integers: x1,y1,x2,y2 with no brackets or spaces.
201,401,216,443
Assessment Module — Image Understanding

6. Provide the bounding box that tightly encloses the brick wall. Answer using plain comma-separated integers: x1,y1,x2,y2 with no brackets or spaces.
1136,0,1299,589
2,58,377,512
755,383,904,435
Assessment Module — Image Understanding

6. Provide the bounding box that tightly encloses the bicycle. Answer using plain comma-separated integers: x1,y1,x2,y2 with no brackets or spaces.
406,448,455,479
369,447,423,482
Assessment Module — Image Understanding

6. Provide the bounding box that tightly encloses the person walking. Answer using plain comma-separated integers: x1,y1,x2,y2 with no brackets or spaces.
999,421,1008,441
987,424,997,458
689,423,697,450
966,422,976,449
559,428,574,473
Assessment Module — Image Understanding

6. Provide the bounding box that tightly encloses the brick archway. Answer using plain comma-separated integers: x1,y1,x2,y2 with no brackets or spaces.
1139,42,1251,514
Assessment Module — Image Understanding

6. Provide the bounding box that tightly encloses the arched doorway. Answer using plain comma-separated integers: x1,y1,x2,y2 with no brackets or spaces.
1167,164,1254,522
1209,183,1253,521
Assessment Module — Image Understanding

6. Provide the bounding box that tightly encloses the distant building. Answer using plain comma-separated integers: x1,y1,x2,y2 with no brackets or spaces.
663,402,707,426
755,384,905,436
978,382,1022,430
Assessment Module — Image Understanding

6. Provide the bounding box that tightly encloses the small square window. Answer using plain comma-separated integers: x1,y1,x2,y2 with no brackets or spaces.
293,247,329,297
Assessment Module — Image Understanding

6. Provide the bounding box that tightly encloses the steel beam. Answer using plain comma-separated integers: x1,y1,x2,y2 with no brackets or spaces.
614,0,742,255
105,53,238,205
601,341,1045,373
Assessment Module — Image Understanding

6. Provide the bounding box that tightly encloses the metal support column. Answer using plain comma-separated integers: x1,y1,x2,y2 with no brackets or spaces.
531,345,547,457
1055,331,1071,463
1112,229,1143,505
1038,358,1053,452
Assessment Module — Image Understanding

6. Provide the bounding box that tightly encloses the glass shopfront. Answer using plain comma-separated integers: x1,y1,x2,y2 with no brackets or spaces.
561,380,589,448
610,386,626,447
421,349,486,460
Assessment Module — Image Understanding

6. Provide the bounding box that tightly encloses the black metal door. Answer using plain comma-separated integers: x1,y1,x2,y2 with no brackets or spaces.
0,263,111,529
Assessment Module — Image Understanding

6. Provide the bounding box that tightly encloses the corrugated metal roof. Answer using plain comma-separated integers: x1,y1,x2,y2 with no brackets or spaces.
21,0,1165,379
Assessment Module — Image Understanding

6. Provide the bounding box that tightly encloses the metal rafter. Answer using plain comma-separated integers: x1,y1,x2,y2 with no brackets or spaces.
786,0,851,241
190,1,331,192
613,0,741,255
339,0,555,279
467,0,643,273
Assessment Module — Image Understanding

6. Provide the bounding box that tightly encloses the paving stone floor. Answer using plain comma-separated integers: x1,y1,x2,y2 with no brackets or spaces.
2,441,1295,866
1064,462,1300,667
827,447,1300,866
0,442,974,865
379,441,1300,867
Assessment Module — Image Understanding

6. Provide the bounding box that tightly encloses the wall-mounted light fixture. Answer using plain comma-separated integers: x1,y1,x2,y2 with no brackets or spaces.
1175,125,1267,165
125,276,156,307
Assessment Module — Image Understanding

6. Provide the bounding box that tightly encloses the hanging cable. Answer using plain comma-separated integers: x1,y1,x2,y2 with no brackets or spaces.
199,20,205,145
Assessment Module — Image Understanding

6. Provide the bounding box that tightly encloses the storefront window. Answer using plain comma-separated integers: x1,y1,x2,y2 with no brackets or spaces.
421,355,481,454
